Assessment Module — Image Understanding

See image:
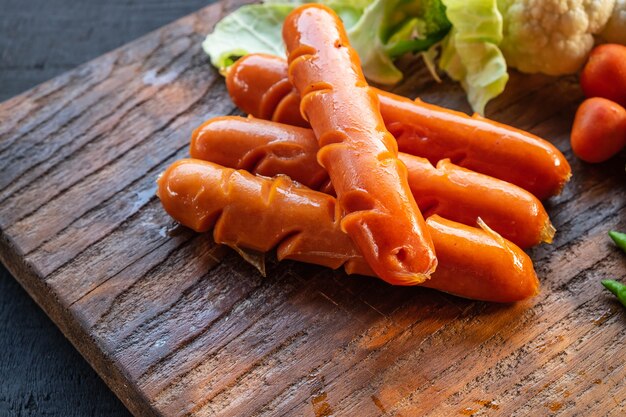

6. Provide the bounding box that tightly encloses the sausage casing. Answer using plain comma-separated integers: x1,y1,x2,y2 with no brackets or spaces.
226,53,571,200
282,5,437,284
157,159,539,302
191,116,555,249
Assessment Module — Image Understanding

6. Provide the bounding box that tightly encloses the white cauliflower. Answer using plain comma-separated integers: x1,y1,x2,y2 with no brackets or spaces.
497,0,615,75
600,0,626,44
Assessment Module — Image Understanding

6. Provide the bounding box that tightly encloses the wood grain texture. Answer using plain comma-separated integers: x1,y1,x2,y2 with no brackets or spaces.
0,2,219,414
1,1,625,416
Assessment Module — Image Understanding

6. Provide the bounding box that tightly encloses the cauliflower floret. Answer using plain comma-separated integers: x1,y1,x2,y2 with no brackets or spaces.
601,0,626,44
497,0,615,75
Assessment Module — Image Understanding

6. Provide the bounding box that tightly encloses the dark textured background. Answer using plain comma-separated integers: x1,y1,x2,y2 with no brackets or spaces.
0,1,217,415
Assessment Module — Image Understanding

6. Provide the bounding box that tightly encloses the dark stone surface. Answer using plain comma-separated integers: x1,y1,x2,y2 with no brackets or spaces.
0,1,216,415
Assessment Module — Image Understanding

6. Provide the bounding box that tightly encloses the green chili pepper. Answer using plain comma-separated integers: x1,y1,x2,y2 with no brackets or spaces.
601,280,626,308
609,230,626,254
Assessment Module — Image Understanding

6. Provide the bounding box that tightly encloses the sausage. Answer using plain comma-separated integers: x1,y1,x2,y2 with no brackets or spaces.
191,116,555,249
157,159,540,302
414,216,539,303
225,53,572,200
224,53,307,126
282,5,437,285
382,93,572,201
157,159,361,271
191,116,331,193
225,54,309,128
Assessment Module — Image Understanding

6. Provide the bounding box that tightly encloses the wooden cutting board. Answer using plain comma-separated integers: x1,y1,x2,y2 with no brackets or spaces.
1,1,625,415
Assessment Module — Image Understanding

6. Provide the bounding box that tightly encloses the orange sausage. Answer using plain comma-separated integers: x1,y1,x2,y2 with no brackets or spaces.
157,159,539,302
226,53,571,200
226,54,309,128
191,116,555,249
224,53,310,127
282,5,436,285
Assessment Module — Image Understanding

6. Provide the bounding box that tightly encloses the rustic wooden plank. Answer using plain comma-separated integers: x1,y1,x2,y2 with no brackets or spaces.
0,2,257,417
1,0,625,416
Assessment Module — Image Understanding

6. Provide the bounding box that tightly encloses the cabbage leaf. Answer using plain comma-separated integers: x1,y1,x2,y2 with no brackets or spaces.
439,0,508,114
203,0,450,84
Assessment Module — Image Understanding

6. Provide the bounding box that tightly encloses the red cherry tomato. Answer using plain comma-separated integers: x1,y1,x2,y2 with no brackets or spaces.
580,44,626,107
571,97,626,163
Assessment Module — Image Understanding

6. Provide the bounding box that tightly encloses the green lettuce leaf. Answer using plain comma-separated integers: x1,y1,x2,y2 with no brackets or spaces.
383,0,451,58
348,0,450,84
347,0,406,84
264,0,370,28
203,0,450,85
439,0,508,114
202,4,293,74
203,1,370,75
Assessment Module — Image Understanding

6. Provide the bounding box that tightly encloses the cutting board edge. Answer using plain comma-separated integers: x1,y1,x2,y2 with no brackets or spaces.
0,223,160,417
0,2,240,416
